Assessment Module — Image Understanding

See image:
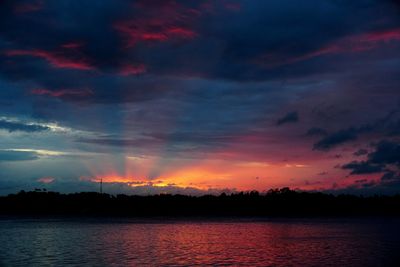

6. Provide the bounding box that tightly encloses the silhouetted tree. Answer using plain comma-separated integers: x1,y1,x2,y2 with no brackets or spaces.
0,188,399,217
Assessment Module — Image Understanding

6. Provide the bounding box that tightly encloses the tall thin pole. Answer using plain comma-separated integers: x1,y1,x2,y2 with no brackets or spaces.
100,178,103,194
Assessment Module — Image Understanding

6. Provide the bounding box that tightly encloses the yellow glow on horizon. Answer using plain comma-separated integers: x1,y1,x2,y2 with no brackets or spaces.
81,153,344,192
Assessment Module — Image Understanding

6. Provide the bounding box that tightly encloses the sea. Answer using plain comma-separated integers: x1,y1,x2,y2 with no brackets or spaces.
0,218,399,266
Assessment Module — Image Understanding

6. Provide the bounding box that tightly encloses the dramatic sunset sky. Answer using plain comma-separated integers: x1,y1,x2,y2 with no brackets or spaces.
0,0,399,195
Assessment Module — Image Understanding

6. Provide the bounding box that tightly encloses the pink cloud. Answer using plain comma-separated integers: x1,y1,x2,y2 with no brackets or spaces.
5,48,94,71
119,64,147,76
37,177,55,184
61,42,85,49
114,1,201,47
258,28,400,68
114,21,197,47
362,28,400,43
31,88,94,98
167,27,197,38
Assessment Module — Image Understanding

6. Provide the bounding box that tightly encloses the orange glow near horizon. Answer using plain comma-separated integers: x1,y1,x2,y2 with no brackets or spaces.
79,152,374,193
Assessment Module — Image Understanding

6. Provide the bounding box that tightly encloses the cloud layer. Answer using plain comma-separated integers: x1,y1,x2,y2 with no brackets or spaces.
0,0,399,195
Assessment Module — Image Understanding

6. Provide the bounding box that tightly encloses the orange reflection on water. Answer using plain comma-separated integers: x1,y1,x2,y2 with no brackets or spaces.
80,220,390,266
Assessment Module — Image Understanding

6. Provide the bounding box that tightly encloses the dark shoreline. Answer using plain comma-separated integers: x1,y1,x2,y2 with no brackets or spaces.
1,188,400,217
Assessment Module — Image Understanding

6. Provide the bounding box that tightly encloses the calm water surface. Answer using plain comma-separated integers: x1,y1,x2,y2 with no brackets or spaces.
0,218,399,266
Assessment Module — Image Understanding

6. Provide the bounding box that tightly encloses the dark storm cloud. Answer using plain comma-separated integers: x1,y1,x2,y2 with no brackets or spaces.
0,0,399,195
0,0,398,136
313,110,400,150
0,0,399,87
0,0,397,134
0,150,39,161
276,111,299,126
341,161,384,175
368,140,400,166
313,128,358,150
342,140,400,181
338,170,400,195
381,171,400,181
0,119,49,132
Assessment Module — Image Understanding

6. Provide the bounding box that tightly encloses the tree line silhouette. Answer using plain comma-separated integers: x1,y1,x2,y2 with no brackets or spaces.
1,188,399,217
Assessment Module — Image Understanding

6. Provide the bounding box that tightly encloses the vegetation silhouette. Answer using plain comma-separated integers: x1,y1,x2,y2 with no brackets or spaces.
1,188,399,217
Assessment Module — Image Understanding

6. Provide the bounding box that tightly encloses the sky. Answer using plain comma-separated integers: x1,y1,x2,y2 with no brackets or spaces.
0,0,399,195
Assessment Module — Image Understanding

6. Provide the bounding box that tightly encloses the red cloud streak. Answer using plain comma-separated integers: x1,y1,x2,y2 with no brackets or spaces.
115,22,197,47
119,64,147,76
115,1,200,47
5,49,94,70
259,28,400,67
31,88,94,98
